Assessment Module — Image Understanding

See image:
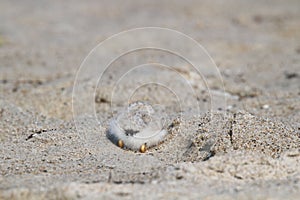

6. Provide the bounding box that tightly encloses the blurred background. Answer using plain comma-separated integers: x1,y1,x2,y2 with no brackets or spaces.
1,0,299,120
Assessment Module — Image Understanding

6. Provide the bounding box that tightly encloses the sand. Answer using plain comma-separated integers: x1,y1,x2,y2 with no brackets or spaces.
0,0,299,199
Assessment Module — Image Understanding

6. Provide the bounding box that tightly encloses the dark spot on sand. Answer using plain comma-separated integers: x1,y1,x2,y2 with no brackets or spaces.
285,72,298,79
253,15,263,23
95,95,109,104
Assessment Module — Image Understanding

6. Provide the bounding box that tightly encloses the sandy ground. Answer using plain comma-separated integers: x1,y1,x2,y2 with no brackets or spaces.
0,0,300,199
